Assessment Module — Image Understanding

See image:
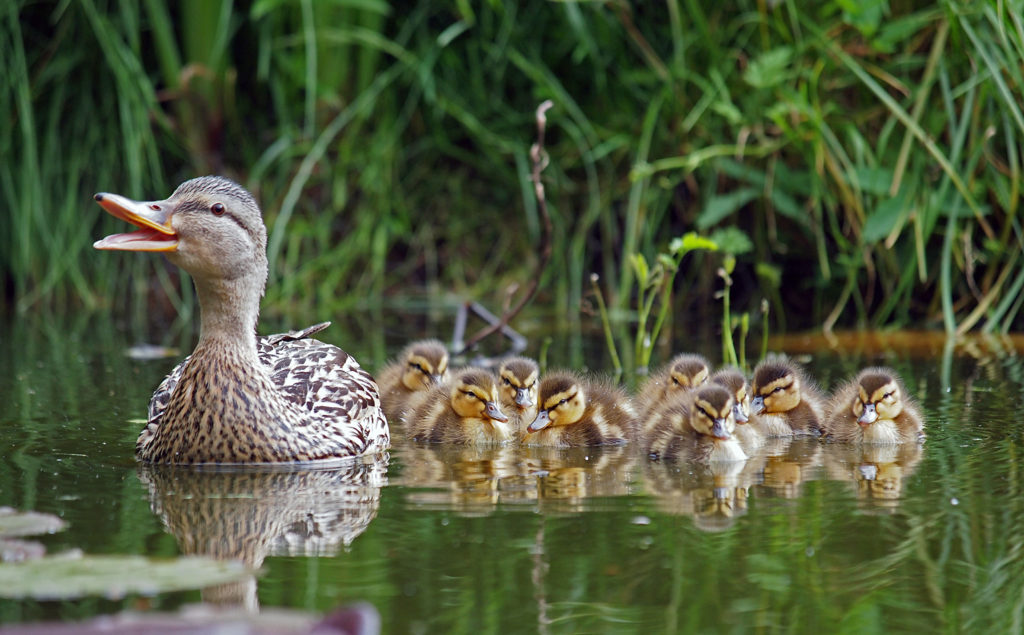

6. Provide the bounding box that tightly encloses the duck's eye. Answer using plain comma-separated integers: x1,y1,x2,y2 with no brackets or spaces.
772,386,784,394
559,398,569,405
503,377,512,386
211,202,226,216
671,377,681,386
883,392,893,400
410,362,426,373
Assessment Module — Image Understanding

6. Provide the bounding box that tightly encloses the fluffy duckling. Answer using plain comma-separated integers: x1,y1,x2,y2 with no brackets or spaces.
711,367,763,452
637,353,712,430
749,357,825,437
377,339,451,423
645,385,748,463
523,372,637,447
824,367,924,444
408,368,513,445
496,356,539,435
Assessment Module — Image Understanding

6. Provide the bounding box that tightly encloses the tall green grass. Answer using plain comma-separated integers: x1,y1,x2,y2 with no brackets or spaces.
3,1,1024,349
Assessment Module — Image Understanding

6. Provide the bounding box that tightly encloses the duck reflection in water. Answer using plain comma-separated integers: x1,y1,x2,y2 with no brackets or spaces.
138,455,387,611
755,437,824,501
823,443,923,513
643,459,758,532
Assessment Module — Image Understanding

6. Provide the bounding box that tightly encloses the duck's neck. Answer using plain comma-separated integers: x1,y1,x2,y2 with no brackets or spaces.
192,272,264,360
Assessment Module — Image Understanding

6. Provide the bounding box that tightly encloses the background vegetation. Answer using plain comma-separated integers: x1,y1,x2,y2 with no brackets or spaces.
4,0,1024,345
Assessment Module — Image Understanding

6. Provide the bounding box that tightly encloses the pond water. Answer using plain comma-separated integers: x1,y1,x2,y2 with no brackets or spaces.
1,315,1023,632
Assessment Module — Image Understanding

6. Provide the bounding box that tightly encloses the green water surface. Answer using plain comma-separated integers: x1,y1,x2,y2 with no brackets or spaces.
0,315,1021,633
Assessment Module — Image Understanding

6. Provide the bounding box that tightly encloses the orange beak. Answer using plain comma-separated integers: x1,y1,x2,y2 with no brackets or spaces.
93,191,178,252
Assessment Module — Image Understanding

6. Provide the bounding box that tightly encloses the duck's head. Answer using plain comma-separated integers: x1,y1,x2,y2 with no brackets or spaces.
688,385,736,440
497,357,539,411
852,369,904,426
527,373,586,432
711,368,751,424
750,360,802,415
449,369,507,423
668,353,710,390
94,176,267,283
400,340,450,391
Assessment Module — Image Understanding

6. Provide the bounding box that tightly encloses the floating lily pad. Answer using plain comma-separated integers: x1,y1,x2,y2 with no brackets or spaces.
0,508,65,538
0,554,253,600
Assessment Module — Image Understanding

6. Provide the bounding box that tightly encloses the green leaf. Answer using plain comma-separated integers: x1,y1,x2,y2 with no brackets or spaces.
630,253,649,284
863,195,906,243
744,47,793,89
848,167,895,196
670,232,718,256
697,188,759,229
710,226,754,256
0,554,253,600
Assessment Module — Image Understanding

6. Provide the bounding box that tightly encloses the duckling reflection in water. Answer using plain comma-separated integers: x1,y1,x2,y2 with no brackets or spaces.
407,368,513,445
378,339,451,423
643,459,752,532
824,443,922,513
645,385,747,463
750,356,826,438
496,356,540,436
636,353,711,432
824,367,925,444
523,372,638,447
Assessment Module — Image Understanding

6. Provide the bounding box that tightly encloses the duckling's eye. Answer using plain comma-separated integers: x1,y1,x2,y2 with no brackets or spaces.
772,386,784,394
461,390,479,400
559,398,569,405
503,377,512,386
671,377,681,386
883,392,893,400
211,202,226,216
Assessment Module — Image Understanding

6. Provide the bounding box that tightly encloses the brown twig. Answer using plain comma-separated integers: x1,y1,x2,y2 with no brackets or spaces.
457,100,555,354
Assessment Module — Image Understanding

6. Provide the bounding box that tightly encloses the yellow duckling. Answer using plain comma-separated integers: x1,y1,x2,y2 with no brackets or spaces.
496,356,539,435
824,367,925,444
523,372,637,447
710,367,762,452
636,353,712,430
377,339,450,423
407,368,513,445
750,356,825,437
645,385,748,463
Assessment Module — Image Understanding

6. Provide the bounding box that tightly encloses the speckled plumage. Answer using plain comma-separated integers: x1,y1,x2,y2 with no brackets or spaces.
645,385,747,463
95,176,389,463
522,371,637,447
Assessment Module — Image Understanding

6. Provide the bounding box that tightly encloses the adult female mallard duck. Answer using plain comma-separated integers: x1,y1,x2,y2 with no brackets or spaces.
94,176,389,463
523,371,637,447
645,385,747,463
749,356,825,438
407,368,513,445
377,339,451,423
710,367,762,451
824,367,925,444
496,356,539,435
636,353,711,431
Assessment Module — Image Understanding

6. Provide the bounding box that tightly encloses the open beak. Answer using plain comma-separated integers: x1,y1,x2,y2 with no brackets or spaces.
858,403,878,426
515,387,534,409
711,418,731,440
526,409,550,433
484,401,508,423
93,192,178,252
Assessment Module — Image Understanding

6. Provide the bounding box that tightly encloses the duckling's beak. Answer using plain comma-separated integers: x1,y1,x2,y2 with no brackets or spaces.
484,401,508,423
93,192,178,252
750,396,765,415
858,403,878,426
527,409,550,433
711,418,731,440
514,387,534,409
733,404,749,423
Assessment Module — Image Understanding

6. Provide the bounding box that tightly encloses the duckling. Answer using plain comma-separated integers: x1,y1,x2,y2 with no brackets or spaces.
496,356,539,435
637,353,712,431
645,385,747,463
824,367,924,444
377,339,450,423
711,367,763,452
93,176,388,463
407,368,513,445
749,357,825,437
523,372,637,447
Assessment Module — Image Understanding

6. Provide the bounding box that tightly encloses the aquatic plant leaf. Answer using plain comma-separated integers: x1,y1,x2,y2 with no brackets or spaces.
863,196,906,243
0,554,252,600
744,47,793,89
709,227,753,256
697,188,759,229
0,509,65,538
669,233,718,256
